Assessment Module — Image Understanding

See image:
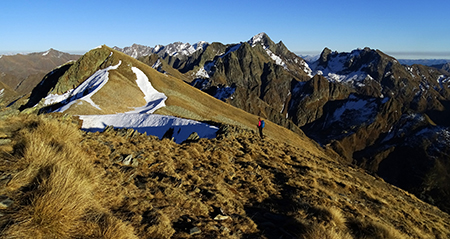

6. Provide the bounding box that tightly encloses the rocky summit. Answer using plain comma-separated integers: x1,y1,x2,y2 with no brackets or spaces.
1,33,450,238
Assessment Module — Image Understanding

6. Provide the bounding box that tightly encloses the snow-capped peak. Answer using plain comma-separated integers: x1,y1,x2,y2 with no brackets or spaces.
247,33,289,70
248,32,268,47
166,41,209,57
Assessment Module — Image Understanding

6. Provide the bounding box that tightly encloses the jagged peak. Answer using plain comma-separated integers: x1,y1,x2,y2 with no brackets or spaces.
317,47,393,65
318,47,334,66
319,47,389,60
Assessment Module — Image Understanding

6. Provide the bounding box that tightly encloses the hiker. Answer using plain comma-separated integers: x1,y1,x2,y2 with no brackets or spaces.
257,117,265,138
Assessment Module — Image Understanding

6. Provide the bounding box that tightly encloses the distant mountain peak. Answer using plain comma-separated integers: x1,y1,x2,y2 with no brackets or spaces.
248,32,272,47
37,48,72,58
113,41,210,59
42,48,54,56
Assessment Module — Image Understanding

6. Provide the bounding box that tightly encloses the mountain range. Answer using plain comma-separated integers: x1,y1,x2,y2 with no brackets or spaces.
1,33,450,238
111,33,450,214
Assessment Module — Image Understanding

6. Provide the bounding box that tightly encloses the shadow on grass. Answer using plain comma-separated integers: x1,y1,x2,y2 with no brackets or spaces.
243,162,309,239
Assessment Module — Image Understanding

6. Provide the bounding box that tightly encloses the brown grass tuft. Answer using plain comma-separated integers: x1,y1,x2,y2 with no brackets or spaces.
303,223,353,239
347,217,407,239
0,114,137,238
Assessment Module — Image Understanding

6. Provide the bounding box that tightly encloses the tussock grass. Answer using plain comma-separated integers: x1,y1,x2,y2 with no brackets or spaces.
302,224,353,239
1,114,449,238
0,114,137,238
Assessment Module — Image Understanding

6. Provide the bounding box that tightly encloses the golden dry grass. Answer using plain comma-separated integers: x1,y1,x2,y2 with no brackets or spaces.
0,114,137,238
1,114,449,238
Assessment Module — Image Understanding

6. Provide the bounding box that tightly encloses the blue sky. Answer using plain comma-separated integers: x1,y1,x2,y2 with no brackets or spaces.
1,0,449,59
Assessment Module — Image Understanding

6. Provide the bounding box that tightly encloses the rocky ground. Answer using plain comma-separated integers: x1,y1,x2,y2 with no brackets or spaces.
1,114,448,238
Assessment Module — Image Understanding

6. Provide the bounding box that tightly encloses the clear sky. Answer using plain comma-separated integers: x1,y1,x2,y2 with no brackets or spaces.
1,0,449,59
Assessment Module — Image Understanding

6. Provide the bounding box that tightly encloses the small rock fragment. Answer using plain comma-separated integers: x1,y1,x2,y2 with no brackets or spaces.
214,214,230,221
0,198,13,209
123,155,133,165
189,227,201,235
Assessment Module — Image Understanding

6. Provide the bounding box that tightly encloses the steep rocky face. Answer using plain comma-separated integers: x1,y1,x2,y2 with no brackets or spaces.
353,113,450,213
19,62,75,110
301,47,450,130
301,48,450,144
287,75,355,126
192,35,310,133
300,47,450,213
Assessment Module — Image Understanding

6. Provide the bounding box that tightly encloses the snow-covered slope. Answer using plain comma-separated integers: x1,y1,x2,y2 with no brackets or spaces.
79,114,217,144
43,60,123,111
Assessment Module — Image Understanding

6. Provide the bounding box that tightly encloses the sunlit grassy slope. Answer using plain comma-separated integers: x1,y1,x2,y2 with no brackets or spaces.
0,114,449,238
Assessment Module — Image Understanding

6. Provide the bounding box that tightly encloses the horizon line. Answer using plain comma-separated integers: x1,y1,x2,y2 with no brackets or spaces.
1,49,450,60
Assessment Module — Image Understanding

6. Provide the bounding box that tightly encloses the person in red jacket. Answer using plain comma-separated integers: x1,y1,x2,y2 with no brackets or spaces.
257,117,265,139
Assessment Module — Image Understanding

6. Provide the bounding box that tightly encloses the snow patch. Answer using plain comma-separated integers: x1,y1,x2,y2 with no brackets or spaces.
48,63,216,143
43,90,74,106
152,59,162,69
328,95,381,129
437,75,449,89
222,44,242,57
248,32,266,47
309,51,374,84
264,48,288,70
196,61,216,79
154,45,163,52
126,67,167,114
167,41,208,57
300,60,313,77
195,67,209,78
45,60,122,112
79,114,218,144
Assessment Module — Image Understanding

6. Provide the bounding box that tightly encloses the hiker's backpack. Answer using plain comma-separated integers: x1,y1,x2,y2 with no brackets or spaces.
261,120,265,128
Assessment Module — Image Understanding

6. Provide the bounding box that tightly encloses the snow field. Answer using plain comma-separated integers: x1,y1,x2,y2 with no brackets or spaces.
79,113,218,144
